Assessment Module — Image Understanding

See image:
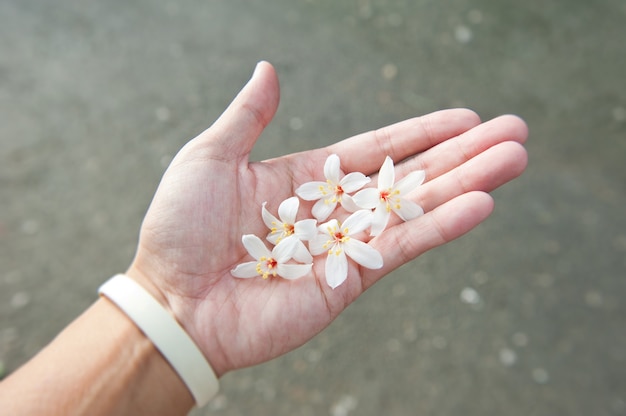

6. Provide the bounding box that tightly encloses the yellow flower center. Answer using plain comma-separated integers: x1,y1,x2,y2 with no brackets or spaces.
380,188,401,212
323,226,350,256
320,180,344,204
256,256,278,279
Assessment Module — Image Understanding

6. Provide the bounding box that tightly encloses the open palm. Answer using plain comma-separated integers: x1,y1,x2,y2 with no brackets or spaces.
127,62,528,377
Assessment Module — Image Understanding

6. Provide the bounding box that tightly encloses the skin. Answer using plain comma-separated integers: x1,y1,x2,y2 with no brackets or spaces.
0,61,528,415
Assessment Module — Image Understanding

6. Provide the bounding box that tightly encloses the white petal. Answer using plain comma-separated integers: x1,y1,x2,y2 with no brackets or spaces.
278,196,299,224
325,250,348,289
318,218,340,232
342,209,373,235
324,154,341,183
292,240,313,263
272,236,298,262
277,263,312,280
231,262,259,278
309,234,330,256
339,172,371,193
352,188,380,209
261,202,280,230
395,198,424,221
311,198,337,221
370,205,390,236
344,240,383,269
242,234,271,260
378,156,395,189
266,231,281,245
339,194,359,212
294,218,318,241
395,170,426,194
295,181,327,200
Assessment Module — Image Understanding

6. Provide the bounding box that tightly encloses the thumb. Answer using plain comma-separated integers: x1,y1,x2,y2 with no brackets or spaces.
196,61,280,160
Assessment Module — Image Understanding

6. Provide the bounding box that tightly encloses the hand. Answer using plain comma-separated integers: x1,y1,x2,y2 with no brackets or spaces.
126,61,528,377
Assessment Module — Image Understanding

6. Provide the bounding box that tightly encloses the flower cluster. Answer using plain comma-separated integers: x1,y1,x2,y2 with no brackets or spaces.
231,154,426,289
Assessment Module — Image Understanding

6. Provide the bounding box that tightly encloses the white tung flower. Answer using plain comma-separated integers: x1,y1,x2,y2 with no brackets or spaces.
295,154,371,221
231,234,312,280
353,156,425,236
309,210,383,289
261,197,317,263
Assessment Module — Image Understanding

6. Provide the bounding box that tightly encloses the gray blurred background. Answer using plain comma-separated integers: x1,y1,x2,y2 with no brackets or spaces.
1,1,625,415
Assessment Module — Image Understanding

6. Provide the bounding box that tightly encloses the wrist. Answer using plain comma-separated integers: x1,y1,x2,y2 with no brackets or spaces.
124,266,172,313
99,274,219,407
94,297,196,414
124,264,233,378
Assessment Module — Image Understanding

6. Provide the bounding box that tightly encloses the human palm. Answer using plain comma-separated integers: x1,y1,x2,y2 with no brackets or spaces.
127,62,528,377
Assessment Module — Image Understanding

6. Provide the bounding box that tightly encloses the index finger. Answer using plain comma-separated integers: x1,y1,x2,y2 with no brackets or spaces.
326,108,482,175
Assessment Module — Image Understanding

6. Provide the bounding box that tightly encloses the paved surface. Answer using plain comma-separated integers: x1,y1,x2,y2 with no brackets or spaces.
1,1,625,415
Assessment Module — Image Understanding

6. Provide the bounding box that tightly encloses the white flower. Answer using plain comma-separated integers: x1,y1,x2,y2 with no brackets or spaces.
353,156,425,236
295,154,371,221
231,234,312,280
261,197,317,263
309,210,383,289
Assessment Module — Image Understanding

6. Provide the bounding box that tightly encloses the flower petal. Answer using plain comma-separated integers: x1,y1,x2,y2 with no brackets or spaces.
339,194,360,212
272,236,298,262
293,240,314,263
352,188,380,209
294,218,317,241
370,205,391,236
266,232,281,245
325,250,348,289
311,198,337,221
344,239,383,269
395,170,426,194
261,202,280,230
242,234,271,260
309,234,330,256
231,262,259,278
319,218,340,232
295,181,327,200
324,154,341,183
339,172,371,193
395,198,424,221
277,263,313,280
342,209,373,235
378,156,395,189
278,196,299,224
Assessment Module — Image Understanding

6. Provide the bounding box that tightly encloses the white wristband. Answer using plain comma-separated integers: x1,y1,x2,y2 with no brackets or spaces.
98,274,219,407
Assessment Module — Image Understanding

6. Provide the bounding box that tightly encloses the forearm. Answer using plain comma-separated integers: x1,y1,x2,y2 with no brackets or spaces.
0,297,194,415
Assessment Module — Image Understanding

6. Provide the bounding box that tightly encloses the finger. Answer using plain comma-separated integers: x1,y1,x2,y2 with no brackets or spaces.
393,114,529,181
364,191,495,288
417,141,528,212
326,108,482,175
373,141,526,232
193,61,280,161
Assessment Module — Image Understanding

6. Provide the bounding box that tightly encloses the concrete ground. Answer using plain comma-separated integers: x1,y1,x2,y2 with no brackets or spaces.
1,0,625,415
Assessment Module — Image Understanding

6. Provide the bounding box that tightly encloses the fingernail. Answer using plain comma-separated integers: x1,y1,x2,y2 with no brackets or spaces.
252,60,266,78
